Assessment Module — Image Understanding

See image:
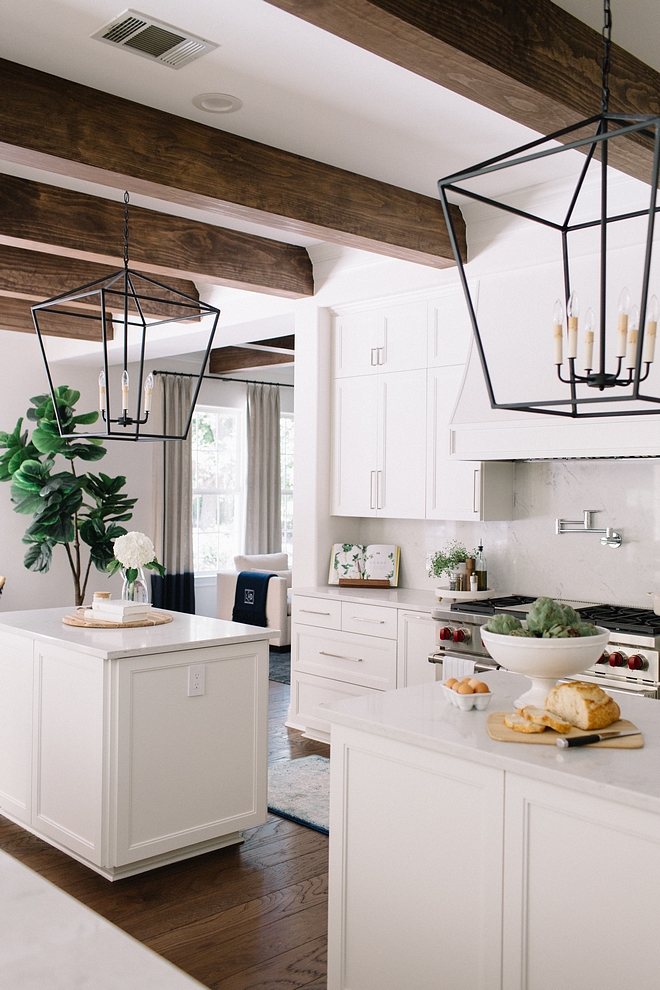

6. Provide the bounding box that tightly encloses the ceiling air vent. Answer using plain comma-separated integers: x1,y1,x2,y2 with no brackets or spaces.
92,9,217,69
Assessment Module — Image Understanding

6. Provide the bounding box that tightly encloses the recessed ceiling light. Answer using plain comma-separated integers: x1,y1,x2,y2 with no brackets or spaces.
192,93,242,114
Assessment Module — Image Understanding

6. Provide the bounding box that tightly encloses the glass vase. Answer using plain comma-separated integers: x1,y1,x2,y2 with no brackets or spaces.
121,567,149,603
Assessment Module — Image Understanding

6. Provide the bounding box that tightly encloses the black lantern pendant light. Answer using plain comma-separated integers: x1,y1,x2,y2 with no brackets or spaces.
31,193,220,440
437,0,660,418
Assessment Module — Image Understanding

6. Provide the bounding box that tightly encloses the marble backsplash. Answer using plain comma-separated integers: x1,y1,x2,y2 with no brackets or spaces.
355,458,660,609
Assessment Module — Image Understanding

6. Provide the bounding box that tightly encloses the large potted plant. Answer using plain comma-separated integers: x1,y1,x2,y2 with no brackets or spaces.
0,386,138,606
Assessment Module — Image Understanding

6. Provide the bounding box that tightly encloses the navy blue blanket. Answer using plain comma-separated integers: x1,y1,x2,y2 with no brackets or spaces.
232,571,273,627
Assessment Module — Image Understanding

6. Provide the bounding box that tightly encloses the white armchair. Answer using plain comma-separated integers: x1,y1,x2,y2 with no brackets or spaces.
217,552,291,648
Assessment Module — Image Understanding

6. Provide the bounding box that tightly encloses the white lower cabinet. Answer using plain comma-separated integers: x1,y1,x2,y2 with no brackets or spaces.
328,728,505,990
396,609,438,687
327,726,660,990
288,594,437,740
502,774,660,990
0,634,268,879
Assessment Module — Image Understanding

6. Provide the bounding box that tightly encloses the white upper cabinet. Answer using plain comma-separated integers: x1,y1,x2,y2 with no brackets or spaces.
332,370,427,519
334,301,428,377
427,287,476,368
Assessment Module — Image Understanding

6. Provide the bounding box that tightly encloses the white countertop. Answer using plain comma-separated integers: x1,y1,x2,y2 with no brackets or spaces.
0,607,273,660
0,850,206,989
293,585,438,611
325,670,660,816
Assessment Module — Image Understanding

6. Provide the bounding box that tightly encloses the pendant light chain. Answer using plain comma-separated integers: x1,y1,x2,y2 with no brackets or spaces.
123,190,130,269
601,0,612,113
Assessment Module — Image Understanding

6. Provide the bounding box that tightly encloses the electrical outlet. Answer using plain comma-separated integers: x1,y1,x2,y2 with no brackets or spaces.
187,664,206,697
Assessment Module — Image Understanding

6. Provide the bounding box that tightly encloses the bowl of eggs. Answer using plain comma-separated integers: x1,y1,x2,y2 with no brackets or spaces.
443,677,492,711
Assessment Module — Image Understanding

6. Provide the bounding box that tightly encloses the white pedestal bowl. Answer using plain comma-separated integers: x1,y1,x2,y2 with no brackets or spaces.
480,625,610,709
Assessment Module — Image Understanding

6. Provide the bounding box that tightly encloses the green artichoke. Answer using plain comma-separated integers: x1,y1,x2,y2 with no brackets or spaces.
509,627,536,637
573,621,600,637
527,597,566,635
486,613,523,634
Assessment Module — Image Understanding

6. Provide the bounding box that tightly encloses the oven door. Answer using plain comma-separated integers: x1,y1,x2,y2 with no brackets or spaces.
565,671,659,700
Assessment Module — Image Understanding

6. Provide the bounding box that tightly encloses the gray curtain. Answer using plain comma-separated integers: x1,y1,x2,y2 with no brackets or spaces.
245,383,282,555
151,375,195,613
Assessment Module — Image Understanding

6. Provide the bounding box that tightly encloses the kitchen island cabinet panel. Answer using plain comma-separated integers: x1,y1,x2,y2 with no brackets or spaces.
502,773,660,990
0,633,34,825
328,728,504,990
33,644,104,863
114,644,266,867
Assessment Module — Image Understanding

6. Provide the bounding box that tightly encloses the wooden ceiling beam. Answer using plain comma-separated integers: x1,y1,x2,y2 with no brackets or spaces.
0,244,199,320
209,347,294,376
0,58,464,270
264,0,660,184
0,295,113,341
0,175,313,299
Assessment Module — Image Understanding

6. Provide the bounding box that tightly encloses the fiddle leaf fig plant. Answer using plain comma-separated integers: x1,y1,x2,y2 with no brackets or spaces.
0,386,138,606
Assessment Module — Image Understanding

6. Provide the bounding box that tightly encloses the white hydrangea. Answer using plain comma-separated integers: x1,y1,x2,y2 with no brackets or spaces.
113,532,156,569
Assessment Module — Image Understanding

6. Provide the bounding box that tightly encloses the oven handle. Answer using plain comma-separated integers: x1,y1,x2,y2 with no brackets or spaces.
428,651,500,672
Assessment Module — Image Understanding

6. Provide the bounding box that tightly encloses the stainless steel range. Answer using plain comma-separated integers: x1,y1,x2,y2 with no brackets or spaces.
429,596,660,699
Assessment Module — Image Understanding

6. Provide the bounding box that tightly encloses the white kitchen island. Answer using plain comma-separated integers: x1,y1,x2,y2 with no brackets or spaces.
325,670,660,990
0,607,271,880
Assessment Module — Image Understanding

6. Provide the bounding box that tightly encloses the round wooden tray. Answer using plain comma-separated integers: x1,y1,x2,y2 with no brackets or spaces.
63,608,173,629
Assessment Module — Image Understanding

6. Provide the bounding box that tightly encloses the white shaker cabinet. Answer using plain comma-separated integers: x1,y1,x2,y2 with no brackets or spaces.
332,369,427,519
327,729,505,990
334,301,428,378
396,609,438,687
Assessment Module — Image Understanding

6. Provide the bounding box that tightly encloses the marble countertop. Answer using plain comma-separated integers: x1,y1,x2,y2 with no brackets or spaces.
293,585,438,611
0,607,273,660
0,850,206,989
324,670,660,816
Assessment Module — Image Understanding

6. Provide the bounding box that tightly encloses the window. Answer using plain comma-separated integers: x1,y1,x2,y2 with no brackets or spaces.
280,413,294,563
192,407,245,573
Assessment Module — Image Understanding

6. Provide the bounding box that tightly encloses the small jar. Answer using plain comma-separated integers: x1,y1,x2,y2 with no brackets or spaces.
93,591,111,603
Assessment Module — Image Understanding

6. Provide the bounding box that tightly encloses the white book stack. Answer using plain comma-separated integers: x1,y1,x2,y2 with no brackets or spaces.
85,599,152,623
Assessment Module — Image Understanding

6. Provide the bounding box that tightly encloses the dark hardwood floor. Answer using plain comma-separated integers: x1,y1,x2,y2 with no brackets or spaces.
0,680,331,990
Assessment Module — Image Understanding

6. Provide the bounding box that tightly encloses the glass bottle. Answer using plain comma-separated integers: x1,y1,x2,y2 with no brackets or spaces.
475,544,488,591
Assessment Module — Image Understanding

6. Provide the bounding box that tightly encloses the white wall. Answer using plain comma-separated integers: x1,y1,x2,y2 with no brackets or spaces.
0,332,153,611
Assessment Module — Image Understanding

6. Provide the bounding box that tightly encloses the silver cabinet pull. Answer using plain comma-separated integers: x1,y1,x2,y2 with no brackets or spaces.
352,616,385,624
377,469,383,509
472,468,480,515
319,650,363,662
300,609,331,615
370,470,377,510
370,347,378,366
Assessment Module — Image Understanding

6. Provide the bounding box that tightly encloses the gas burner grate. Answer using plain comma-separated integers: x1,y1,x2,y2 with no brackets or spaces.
450,595,536,615
576,604,660,635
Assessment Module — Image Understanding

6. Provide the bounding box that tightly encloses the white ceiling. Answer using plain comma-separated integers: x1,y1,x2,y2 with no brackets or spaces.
3,0,653,232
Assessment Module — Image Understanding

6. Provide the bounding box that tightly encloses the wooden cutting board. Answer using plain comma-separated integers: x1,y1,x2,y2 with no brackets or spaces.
63,608,173,629
487,712,643,748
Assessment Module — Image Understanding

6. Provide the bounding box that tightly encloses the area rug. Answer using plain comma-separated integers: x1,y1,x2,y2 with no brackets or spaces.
269,648,291,684
268,755,330,834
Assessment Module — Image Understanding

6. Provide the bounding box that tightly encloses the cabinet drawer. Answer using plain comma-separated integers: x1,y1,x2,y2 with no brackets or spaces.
341,602,397,639
291,671,381,738
292,596,341,629
294,627,396,691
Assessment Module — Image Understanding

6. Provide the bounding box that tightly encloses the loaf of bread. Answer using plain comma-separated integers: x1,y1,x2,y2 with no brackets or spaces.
520,705,572,734
504,712,546,733
545,681,620,730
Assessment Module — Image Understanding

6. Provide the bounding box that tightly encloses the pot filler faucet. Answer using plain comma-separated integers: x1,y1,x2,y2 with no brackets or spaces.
555,509,622,548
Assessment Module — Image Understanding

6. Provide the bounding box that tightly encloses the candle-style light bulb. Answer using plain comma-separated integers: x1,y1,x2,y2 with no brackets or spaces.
144,372,154,413
617,287,631,357
567,291,579,360
121,370,130,411
644,294,659,364
553,299,564,365
98,371,106,411
584,308,595,371
626,305,639,370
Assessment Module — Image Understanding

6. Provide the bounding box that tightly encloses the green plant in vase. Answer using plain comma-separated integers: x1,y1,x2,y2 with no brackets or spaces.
427,541,475,582
0,386,138,606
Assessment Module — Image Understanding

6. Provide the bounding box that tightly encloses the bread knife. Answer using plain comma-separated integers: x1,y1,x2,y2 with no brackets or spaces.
556,729,642,748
